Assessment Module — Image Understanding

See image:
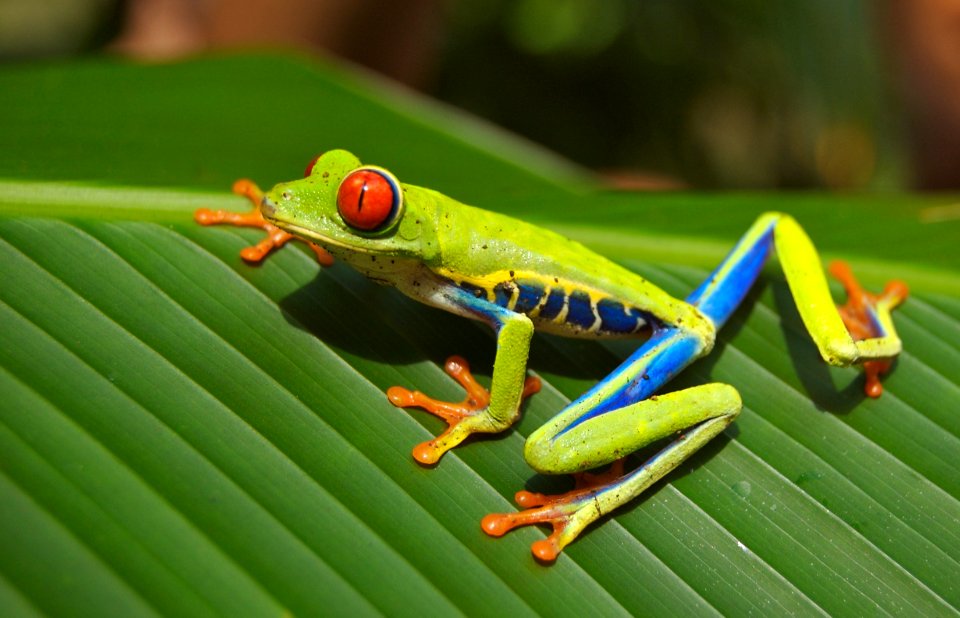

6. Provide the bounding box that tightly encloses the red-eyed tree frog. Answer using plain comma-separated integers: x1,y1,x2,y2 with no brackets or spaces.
195,150,908,562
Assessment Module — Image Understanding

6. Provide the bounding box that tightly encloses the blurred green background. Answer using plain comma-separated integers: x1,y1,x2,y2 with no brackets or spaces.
6,0,959,192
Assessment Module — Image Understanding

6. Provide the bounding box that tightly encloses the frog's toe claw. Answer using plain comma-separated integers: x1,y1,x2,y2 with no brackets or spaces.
531,539,562,563
193,208,217,225
386,386,418,407
412,440,444,465
515,490,550,508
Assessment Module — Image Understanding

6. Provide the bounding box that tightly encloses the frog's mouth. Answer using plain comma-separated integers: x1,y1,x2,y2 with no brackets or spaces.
258,195,342,263
275,220,353,252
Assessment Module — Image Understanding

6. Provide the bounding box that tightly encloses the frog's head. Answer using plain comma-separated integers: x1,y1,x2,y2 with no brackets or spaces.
260,149,434,263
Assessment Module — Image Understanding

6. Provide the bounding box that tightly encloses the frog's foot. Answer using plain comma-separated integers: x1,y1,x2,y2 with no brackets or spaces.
481,461,627,562
195,179,334,266
828,260,909,397
387,356,541,465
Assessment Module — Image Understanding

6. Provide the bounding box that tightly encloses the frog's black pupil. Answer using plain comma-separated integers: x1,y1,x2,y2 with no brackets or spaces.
356,183,367,211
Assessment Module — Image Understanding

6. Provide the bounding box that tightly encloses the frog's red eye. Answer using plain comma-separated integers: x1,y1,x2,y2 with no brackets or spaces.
304,154,322,177
336,168,402,232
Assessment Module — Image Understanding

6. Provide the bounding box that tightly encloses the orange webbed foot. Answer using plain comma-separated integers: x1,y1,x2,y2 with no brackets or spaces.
829,260,908,398
483,460,627,562
195,179,334,266
387,356,541,465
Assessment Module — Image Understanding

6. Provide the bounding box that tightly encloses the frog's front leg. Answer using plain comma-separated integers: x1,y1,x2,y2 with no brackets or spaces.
195,180,334,265
388,287,541,464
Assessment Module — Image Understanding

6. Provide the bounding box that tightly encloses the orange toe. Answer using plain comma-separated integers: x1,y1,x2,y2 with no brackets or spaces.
388,356,541,464
829,260,907,397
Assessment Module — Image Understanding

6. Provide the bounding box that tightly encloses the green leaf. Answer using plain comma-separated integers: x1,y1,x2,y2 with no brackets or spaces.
1,55,958,617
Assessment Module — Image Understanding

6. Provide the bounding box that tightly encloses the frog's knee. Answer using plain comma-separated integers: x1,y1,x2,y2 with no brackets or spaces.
714,383,742,420
821,338,859,366
523,425,575,475
524,428,553,474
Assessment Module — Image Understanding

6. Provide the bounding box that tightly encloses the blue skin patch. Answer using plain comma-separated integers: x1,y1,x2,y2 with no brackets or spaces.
597,298,647,334
555,328,703,438
538,288,566,320
444,283,516,332
687,224,774,327
867,305,887,337
566,290,596,329
553,220,781,441
514,282,545,313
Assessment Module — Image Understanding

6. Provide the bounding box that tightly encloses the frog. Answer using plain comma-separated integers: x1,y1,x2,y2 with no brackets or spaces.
195,149,907,562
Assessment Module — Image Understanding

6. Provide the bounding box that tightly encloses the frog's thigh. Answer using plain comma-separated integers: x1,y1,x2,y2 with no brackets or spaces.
525,383,741,475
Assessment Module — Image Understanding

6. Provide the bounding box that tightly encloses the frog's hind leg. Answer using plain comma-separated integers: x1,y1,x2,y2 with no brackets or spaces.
483,216,775,561
485,212,908,561
484,382,741,562
687,212,907,395
483,326,741,561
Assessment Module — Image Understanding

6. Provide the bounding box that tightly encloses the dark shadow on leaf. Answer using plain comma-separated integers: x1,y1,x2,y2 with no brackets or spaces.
276,266,425,365
771,281,865,413
529,334,633,383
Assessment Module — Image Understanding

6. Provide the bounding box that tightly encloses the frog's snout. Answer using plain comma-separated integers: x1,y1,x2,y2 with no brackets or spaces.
260,196,276,219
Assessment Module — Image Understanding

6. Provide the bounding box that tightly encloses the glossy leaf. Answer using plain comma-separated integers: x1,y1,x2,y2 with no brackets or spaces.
0,55,958,617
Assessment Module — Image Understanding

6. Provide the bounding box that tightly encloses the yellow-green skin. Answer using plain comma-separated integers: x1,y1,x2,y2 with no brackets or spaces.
261,150,905,557
265,150,708,333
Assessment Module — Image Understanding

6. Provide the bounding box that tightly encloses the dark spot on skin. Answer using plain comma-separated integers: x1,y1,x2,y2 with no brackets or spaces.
554,277,559,283
371,256,377,261
493,282,515,307
390,259,395,264
413,281,420,287
509,270,515,278
482,244,488,250
415,220,420,224
322,171,329,178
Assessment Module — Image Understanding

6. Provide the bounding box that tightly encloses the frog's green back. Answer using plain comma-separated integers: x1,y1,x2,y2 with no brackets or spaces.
410,184,698,331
